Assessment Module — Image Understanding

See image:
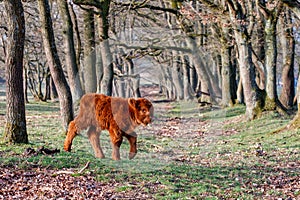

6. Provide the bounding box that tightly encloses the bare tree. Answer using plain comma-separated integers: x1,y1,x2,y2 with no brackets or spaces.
38,0,74,132
58,0,83,103
73,0,114,95
226,0,265,119
3,0,28,143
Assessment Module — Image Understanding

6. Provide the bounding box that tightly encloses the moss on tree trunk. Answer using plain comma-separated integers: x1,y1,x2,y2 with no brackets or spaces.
264,96,277,111
4,122,28,144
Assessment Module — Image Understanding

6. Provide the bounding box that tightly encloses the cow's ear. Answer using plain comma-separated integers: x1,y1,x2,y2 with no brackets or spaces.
128,98,137,108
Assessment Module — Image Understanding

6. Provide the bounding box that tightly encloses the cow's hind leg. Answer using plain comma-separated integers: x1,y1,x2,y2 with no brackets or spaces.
64,121,78,152
87,126,105,158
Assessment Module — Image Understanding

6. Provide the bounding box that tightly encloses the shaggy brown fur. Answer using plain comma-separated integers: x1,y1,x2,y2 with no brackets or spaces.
63,94,153,160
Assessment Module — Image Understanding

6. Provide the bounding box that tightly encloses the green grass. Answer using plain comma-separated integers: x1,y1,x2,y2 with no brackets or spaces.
0,100,299,199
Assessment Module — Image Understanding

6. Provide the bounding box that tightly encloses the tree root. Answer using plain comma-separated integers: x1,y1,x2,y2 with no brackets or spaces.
271,114,300,134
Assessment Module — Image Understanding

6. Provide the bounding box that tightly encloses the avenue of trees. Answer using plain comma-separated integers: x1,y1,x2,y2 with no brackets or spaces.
0,0,300,143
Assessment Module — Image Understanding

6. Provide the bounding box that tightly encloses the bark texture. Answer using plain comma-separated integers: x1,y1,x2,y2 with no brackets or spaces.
83,8,97,93
4,0,28,143
98,0,113,96
279,10,295,108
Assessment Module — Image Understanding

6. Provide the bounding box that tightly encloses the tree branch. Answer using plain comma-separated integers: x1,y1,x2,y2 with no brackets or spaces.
200,0,223,11
281,0,300,19
114,42,191,54
255,0,269,18
72,0,102,8
113,1,180,16
281,0,300,8
78,161,90,174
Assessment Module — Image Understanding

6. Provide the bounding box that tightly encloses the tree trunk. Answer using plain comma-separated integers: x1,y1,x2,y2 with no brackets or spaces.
220,24,234,107
230,58,238,102
97,0,113,96
287,26,300,129
253,10,266,90
96,45,104,94
24,66,29,103
236,78,244,104
69,2,82,69
279,10,295,108
58,0,83,103
171,52,184,100
221,45,234,107
284,72,300,130
132,75,141,98
126,57,141,98
264,16,278,110
186,37,214,103
182,55,193,100
159,64,171,99
45,72,51,100
228,2,264,119
236,34,263,119
83,8,97,93
190,65,197,92
99,40,113,96
126,57,133,98
38,0,73,132
4,0,28,144
50,76,58,100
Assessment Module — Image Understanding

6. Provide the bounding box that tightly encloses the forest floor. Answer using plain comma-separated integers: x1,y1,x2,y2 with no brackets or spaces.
0,86,299,199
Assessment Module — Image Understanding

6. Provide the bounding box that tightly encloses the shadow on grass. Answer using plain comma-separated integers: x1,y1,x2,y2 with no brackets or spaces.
26,102,60,113
88,159,299,199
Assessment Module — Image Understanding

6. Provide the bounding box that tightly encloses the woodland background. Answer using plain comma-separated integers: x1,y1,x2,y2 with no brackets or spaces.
0,0,300,199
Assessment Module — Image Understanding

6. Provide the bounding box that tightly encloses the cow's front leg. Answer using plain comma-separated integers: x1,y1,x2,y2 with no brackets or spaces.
111,139,123,160
125,132,137,160
64,121,78,152
109,128,123,160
